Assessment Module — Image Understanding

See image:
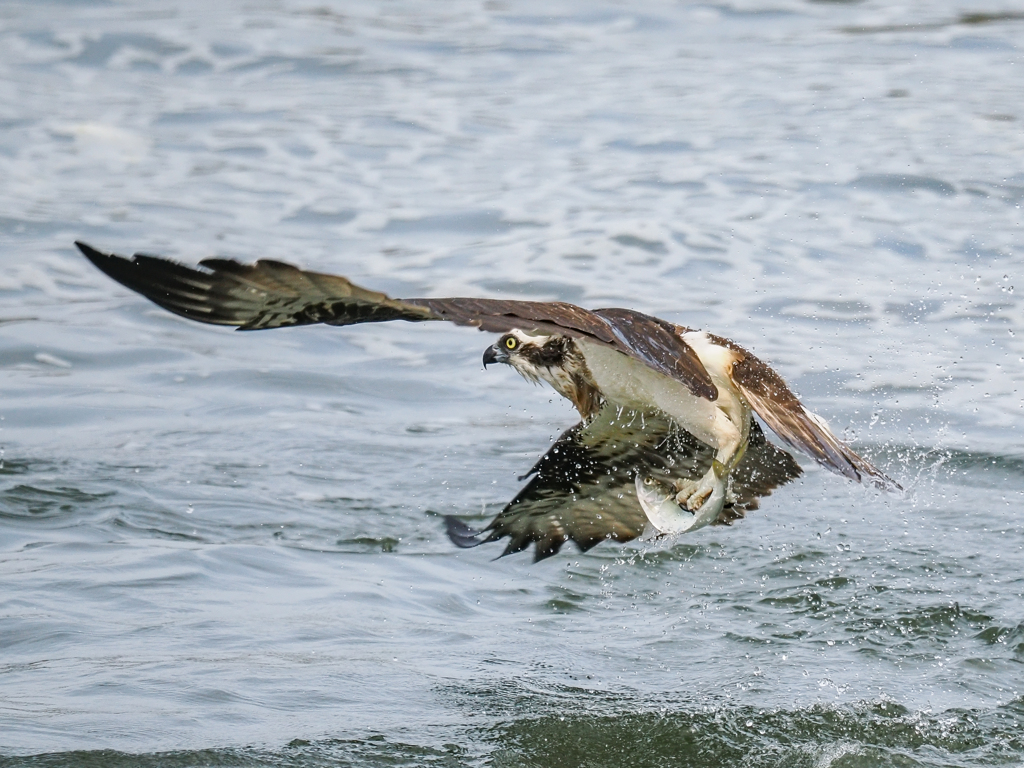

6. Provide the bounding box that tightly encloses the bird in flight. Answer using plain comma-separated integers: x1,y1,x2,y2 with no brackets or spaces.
77,241,899,561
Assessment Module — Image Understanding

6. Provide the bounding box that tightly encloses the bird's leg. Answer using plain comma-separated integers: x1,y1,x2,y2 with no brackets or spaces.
637,405,752,535
670,412,751,524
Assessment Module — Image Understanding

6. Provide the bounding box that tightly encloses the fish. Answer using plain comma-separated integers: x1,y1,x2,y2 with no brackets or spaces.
634,460,729,536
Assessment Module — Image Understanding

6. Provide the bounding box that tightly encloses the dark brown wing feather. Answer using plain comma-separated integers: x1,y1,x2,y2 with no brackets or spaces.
77,242,433,329
445,406,802,562
713,335,901,491
77,243,716,399
594,307,715,402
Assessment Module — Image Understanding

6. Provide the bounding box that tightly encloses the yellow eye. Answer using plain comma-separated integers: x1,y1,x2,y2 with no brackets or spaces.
505,336,518,350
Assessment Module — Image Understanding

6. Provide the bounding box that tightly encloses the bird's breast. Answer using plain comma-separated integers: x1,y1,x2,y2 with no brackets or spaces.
576,340,725,446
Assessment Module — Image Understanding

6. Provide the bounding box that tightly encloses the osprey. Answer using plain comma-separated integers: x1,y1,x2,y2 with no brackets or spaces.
77,242,899,561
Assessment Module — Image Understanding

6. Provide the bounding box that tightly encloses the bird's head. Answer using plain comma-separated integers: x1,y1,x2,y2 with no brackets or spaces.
484,330,601,418
482,330,569,384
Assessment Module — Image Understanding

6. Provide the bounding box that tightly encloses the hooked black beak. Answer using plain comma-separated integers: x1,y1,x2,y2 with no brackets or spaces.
482,344,509,368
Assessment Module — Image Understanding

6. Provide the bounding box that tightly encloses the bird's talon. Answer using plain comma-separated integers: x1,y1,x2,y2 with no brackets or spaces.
684,488,712,511
674,476,715,510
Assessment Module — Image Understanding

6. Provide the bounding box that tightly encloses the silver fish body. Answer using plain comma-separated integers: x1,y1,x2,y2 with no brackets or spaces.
635,460,728,535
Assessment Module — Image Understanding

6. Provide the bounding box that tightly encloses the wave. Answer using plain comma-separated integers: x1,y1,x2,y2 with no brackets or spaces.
4,698,1023,767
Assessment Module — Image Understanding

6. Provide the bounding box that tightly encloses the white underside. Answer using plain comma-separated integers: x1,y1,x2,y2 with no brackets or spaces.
577,333,747,455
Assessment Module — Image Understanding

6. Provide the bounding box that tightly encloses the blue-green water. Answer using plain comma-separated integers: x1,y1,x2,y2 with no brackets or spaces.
2,1,1023,765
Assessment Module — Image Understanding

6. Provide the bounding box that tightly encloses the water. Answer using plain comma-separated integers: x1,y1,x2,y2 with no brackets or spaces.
1,0,1023,765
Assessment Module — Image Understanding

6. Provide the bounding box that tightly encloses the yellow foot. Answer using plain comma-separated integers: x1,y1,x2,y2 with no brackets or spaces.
672,460,728,510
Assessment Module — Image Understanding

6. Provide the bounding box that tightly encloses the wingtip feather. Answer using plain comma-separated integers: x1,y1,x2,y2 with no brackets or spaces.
76,241,123,276
443,516,486,549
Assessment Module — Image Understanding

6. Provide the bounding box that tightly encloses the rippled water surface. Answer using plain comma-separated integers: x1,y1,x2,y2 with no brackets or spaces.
2,1,1023,765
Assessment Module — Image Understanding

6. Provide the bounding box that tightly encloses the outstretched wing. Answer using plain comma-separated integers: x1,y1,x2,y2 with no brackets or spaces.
711,334,900,491
77,242,716,400
444,405,802,562
77,242,435,328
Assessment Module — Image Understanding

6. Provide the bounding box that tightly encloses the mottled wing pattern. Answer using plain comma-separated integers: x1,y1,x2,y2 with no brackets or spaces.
445,406,802,562
77,243,717,399
714,335,901,491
